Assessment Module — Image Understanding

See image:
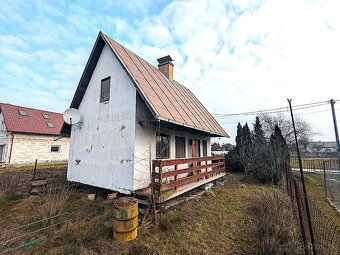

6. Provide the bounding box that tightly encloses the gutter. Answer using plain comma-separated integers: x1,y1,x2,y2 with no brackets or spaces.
8,131,14,163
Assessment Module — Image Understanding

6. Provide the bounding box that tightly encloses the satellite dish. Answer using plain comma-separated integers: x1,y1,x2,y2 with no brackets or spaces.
63,108,82,125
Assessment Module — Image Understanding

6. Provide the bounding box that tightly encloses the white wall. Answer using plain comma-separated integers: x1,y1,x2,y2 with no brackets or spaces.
68,44,136,194
0,112,9,163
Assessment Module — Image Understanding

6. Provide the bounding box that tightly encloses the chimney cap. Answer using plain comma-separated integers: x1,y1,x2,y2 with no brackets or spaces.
157,55,174,64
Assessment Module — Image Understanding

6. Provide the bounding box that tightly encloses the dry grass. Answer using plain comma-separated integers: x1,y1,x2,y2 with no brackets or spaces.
0,173,323,255
0,173,21,198
39,184,72,219
239,190,301,255
0,163,68,173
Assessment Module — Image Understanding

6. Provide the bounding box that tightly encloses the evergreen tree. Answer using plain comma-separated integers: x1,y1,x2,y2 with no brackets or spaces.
253,116,265,144
252,117,271,183
235,123,243,153
236,123,252,174
269,125,290,185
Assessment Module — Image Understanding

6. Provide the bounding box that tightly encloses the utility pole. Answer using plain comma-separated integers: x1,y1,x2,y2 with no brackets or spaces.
330,99,340,165
288,99,316,255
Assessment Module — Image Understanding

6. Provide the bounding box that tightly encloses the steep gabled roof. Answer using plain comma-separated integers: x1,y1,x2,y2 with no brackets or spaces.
0,103,63,135
62,31,229,137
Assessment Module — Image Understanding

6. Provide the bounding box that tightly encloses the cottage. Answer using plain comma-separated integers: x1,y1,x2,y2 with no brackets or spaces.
0,103,70,166
61,31,229,201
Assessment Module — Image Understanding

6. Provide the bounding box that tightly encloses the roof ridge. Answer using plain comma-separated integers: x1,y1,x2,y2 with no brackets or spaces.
102,33,191,89
0,103,62,115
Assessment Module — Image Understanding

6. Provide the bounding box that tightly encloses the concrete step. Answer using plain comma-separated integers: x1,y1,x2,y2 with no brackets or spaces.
137,198,150,206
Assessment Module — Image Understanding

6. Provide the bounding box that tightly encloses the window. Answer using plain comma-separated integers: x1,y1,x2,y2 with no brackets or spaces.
203,140,207,157
42,113,50,119
51,146,60,152
156,134,169,159
175,136,186,158
100,77,111,102
0,121,5,130
46,122,55,128
18,109,28,116
0,145,4,162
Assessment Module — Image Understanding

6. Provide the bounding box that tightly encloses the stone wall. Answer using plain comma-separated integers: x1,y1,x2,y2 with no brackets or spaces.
7,133,70,165
0,166,67,195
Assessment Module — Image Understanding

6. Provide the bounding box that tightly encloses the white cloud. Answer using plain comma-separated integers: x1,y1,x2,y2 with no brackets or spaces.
1,0,339,143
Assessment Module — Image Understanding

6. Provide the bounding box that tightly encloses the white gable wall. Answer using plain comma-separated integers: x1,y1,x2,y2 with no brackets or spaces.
67,44,136,194
0,112,9,163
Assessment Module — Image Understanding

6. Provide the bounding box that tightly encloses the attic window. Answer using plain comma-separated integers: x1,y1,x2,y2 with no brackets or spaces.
100,77,111,103
18,109,28,116
46,122,55,128
42,113,50,119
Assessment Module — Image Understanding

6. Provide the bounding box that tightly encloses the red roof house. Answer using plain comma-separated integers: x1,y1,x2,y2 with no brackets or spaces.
0,103,69,165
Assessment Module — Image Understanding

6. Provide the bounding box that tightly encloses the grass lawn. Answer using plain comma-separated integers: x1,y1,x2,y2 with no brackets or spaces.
0,172,337,254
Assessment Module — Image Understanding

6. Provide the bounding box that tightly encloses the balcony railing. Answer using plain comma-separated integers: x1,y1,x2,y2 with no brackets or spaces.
152,156,225,199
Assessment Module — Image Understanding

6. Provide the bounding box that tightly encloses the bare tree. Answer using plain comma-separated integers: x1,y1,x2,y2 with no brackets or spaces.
260,113,316,149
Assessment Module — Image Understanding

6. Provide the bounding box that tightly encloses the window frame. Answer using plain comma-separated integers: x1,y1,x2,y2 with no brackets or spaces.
46,122,55,128
202,140,207,157
175,136,186,158
156,133,170,159
50,146,60,153
18,109,28,116
42,113,50,119
0,145,5,162
100,77,111,103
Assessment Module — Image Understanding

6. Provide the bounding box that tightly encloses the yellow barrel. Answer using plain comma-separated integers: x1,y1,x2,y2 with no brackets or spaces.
113,197,138,242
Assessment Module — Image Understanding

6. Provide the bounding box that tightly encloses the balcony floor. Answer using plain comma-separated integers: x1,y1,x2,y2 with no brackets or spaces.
136,172,226,203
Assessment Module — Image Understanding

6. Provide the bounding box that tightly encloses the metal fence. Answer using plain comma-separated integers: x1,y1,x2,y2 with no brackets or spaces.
285,166,340,255
290,158,340,203
305,195,340,255
290,158,339,172
0,212,71,254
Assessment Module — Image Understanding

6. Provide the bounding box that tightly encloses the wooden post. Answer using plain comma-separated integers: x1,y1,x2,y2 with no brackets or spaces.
323,160,328,198
32,159,38,181
174,165,178,190
293,178,310,255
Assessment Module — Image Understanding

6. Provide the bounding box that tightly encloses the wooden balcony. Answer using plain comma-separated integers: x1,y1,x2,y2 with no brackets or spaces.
151,156,225,203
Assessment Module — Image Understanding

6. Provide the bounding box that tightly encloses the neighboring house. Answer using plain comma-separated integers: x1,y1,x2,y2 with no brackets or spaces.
307,141,337,155
61,31,229,198
0,103,70,166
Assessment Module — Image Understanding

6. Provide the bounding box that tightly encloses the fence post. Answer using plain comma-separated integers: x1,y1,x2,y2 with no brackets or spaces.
293,178,310,255
323,160,328,199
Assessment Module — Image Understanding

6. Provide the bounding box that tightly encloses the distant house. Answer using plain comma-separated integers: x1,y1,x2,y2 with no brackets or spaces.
61,31,229,198
0,103,70,166
308,141,337,156
211,142,234,156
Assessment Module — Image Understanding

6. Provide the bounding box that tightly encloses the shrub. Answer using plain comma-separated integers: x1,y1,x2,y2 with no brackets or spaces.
225,151,243,172
40,183,72,219
0,173,20,198
239,190,301,255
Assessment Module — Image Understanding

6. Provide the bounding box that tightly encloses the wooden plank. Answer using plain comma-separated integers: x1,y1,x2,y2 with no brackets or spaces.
161,167,225,191
161,161,224,178
159,156,224,167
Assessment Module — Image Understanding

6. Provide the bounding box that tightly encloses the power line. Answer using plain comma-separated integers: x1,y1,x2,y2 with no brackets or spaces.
213,99,339,119
219,108,340,125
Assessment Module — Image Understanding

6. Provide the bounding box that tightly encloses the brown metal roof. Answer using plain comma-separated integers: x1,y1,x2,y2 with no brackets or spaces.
102,33,228,137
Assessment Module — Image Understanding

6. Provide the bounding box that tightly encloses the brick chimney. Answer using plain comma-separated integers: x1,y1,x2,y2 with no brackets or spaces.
157,55,174,80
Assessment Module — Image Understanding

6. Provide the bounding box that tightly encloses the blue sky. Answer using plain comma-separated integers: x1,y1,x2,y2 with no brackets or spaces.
1,0,340,143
